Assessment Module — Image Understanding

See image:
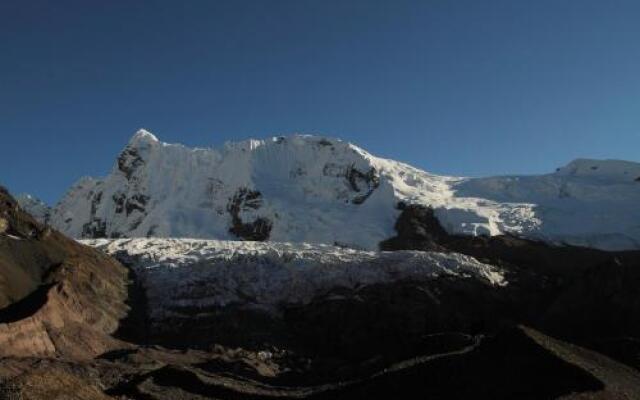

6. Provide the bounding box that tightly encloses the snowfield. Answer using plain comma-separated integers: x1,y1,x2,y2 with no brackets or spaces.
84,238,505,318
20,130,640,250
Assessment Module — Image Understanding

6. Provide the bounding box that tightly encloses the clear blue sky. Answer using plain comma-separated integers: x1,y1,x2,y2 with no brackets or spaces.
1,0,639,204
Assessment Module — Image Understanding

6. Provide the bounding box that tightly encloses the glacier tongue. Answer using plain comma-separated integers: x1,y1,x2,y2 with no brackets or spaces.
21,129,640,251
84,238,506,319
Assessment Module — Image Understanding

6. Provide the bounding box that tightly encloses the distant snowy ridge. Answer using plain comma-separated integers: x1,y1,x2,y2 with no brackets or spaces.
20,129,640,250
15,193,50,224
84,238,505,318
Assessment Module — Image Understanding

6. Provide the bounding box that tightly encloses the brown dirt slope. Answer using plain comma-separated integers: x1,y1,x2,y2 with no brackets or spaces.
0,186,130,360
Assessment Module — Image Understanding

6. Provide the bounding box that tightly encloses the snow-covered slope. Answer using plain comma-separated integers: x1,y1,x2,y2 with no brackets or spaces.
84,238,505,319
450,159,640,249
50,130,399,249
29,129,640,250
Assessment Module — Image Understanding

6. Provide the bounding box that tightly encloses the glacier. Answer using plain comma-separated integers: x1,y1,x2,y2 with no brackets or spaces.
84,238,505,320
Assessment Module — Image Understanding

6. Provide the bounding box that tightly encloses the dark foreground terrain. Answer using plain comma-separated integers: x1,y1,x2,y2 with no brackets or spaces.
1,188,640,399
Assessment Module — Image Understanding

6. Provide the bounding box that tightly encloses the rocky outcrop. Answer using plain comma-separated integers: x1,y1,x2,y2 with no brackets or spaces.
227,188,272,241
80,189,108,238
320,162,381,205
379,203,449,251
345,164,380,204
117,146,145,180
81,217,107,238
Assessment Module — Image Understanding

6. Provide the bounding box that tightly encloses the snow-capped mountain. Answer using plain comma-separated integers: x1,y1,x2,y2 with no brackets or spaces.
15,193,50,224
21,129,640,250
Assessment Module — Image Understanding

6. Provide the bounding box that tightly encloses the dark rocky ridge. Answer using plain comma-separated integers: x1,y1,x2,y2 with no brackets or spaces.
227,188,272,241
117,146,145,180
381,203,640,370
345,164,380,204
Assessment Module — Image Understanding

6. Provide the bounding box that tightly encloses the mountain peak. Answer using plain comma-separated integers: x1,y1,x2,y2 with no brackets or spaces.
555,158,640,181
128,129,159,146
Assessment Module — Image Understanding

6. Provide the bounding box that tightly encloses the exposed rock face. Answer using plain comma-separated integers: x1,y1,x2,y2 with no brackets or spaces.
380,203,449,251
117,145,145,180
0,186,130,360
227,188,272,241
81,190,108,237
345,164,380,204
